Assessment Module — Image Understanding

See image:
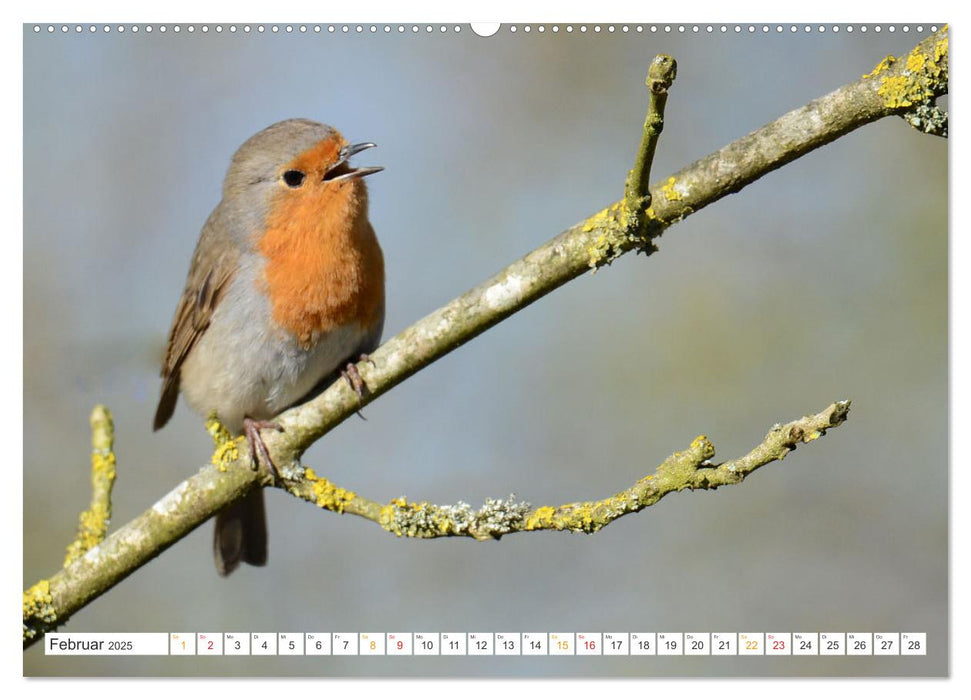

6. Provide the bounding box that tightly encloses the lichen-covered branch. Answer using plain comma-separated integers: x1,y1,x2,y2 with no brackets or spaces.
23,29,946,649
63,406,117,566
284,401,850,539
865,32,949,137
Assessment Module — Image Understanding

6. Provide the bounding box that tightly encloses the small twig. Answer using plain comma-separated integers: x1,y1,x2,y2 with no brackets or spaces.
624,54,678,233
63,406,117,566
282,401,850,540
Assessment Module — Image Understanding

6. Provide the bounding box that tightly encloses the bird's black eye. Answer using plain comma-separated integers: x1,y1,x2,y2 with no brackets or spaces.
282,170,306,188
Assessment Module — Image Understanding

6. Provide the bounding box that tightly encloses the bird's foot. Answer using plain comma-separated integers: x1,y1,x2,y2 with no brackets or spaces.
341,354,374,419
242,416,285,478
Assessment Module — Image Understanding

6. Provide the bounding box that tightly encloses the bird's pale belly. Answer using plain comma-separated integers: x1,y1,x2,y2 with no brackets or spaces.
179,271,376,433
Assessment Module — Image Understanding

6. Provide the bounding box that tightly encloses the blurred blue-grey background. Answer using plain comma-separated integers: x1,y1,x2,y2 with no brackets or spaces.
23,23,947,676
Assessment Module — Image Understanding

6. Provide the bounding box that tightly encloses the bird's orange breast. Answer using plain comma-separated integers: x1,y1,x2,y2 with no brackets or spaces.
257,180,384,348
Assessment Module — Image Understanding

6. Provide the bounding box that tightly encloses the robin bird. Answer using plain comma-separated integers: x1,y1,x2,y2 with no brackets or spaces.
153,118,385,576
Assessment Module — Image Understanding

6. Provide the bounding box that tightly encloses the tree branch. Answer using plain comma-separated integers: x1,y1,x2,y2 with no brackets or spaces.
283,401,850,540
23,28,947,648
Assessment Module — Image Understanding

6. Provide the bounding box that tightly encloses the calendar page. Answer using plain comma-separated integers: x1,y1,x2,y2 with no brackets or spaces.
22,15,948,678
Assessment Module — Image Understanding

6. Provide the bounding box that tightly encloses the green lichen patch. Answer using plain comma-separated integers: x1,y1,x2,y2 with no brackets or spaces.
381,495,530,539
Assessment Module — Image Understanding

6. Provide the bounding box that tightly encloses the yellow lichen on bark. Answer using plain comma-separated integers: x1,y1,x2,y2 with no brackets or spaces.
524,505,556,530
207,412,241,471
877,34,948,109
23,580,56,640
304,467,356,512
660,176,684,202
864,55,896,79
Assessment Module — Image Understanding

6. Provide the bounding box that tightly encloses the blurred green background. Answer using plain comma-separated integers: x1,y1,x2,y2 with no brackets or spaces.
23,23,947,676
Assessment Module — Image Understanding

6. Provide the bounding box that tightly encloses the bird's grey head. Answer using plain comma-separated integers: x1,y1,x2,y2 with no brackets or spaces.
222,119,338,199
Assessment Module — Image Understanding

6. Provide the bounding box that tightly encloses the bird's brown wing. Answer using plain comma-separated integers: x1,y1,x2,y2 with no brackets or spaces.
153,212,239,431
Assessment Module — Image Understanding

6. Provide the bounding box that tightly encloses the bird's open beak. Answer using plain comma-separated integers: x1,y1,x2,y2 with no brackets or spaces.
325,142,384,182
